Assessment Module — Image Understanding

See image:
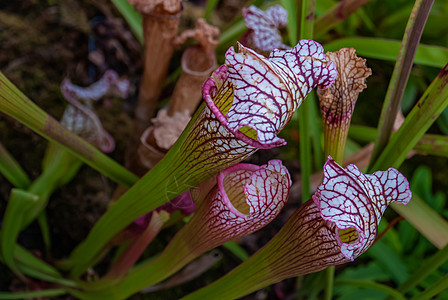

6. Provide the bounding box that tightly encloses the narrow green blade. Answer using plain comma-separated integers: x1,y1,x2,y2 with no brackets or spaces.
371,63,448,171
325,37,448,68
0,142,30,188
111,0,143,44
0,189,38,277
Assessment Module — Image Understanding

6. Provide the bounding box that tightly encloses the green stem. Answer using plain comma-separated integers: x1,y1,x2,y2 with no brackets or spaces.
299,102,312,200
410,274,448,300
297,0,316,201
349,125,448,158
0,242,70,285
0,142,31,188
12,245,62,279
77,228,199,298
16,263,76,287
308,94,324,169
1,189,38,278
104,211,168,280
391,194,448,250
298,0,315,39
23,146,82,228
348,124,378,143
111,0,143,44
370,0,434,167
335,280,407,300
281,0,298,46
370,62,448,172
314,0,373,36
395,243,448,296
414,134,448,157
37,211,51,253
222,241,249,261
181,252,274,300
324,266,335,300
204,0,219,21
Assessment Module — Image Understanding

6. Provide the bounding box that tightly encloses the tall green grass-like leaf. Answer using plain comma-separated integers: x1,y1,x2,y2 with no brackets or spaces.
21,144,83,228
371,63,448,171
281,0,298,46
0,189,38,278
370,0,434,166
314,0,373,36
217,20,246,52
325,38,448,68
349,126,448,158
0,240,75,286
335,280,407,300
111,0,143,44
393,195,448,249
410,274,448,300
204,0,220,21
361,20,448,239
296,0,316,202
388,243,448,299
12,245,61,279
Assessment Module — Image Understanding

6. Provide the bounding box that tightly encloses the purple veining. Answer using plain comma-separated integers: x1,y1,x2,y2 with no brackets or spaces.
191,159,291,245
155,160,290,269
133,191,196,232
202,40,337,149
313,156,412,260
60,70,130,153
242,5,289,53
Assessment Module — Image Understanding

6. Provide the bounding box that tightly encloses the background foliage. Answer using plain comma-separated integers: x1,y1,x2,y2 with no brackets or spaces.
0,0,448,299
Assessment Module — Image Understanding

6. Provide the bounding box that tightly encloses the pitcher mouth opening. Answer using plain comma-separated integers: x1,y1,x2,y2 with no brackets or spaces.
226,186,250,216
217,164,260,218
337,227,359,244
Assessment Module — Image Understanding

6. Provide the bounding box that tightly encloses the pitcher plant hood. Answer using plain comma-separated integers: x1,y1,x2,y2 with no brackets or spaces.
63,40,336,275
242,5,289,53
202,40,337,149
101,160,292,299
181,157,412,300
174,159,292,255
313,156,412,261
